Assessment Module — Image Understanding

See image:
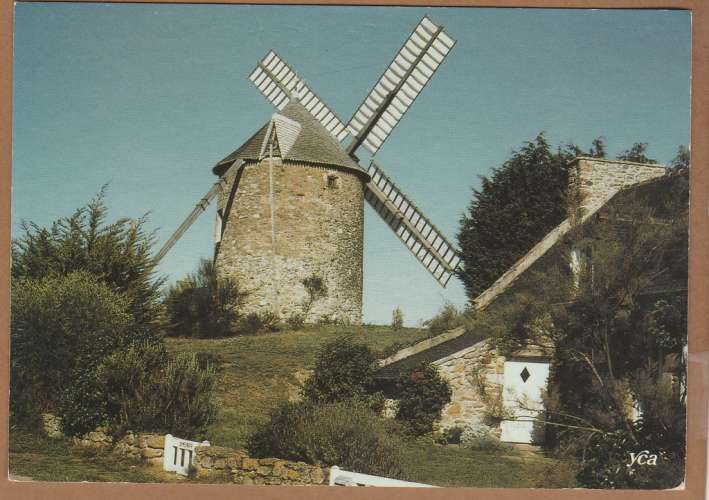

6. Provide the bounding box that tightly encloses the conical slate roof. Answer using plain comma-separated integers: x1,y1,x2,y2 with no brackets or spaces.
212,101,367,178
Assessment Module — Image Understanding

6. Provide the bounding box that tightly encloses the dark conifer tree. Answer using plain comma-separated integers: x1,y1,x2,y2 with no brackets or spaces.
456,134,604,300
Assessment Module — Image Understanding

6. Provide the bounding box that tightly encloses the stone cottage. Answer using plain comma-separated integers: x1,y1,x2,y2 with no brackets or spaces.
376,157,685,444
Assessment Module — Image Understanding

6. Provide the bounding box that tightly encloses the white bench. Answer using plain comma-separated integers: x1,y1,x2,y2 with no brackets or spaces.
329,466,437,487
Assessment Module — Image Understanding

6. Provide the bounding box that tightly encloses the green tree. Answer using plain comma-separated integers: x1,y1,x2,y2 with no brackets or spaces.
457,134,604,300
12,187,164,332
616,142,657,164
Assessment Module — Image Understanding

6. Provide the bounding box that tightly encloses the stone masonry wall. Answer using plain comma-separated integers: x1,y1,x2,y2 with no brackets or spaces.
432,339,506,433
41,413,327,485
215,159,364,324
193,446,328,485
570,157,666,215
42,414,168,467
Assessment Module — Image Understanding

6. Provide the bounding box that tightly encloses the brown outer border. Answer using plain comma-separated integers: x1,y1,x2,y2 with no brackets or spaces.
1,0,706,498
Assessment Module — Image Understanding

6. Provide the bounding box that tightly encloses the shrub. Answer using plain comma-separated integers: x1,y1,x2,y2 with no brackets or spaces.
380,341,407,359
391,307,404,330
460,423,514,452
258,311,280,332
164,259,245,338
248,400,406,477
11,188,164,331
302,336,379,405
301,275,327,315
424,303,464,335
10,271,135,420
437,426,464,445
395,363,452,436
97,344,217,438
287,313,306,330
235,311,282,335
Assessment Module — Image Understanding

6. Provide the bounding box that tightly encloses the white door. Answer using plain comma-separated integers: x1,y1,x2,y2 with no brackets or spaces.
499,360,549,444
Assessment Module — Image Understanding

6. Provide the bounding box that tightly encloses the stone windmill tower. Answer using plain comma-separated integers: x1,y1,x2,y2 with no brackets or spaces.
211,103,368,323
156,16,460,324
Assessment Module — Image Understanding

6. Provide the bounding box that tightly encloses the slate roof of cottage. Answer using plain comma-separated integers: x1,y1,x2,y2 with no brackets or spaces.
376,169,688,379
213,101,367,178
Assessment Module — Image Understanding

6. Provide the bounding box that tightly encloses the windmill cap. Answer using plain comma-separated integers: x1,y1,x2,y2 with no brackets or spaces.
213,101,368,180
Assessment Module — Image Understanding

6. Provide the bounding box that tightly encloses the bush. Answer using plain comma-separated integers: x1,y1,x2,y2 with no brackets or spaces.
287,313,306,330
301,275,327,317
437,426,464,445
235,311,283,335
424,303,464,335
391,307,404,330
395,363,452,436
248,400,406,477
460,423,514,452
258,311,280,332
302,336,379,405
11,188,164,331
165,259,245,338
97,344,217,438
11,272,136,420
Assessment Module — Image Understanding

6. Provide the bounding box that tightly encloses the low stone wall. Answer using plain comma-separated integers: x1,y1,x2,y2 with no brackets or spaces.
41,414,164,469
41,413,327,485
194,446,328,485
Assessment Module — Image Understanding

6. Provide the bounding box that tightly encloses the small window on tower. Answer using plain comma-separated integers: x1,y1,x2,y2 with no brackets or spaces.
326,174,340,189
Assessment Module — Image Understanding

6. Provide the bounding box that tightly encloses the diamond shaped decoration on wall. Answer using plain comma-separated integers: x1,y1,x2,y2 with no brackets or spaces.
520,367,530,383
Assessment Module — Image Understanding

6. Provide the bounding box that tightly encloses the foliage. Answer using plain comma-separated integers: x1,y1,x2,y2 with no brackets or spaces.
10,271,135,421
164,258,245,338
670,145,690,173
436,426,464,445
456,134,604,300
286,313,306,330
481,172,688,488
248,400,406,478
460,423,515,452
10,195,218,439
424,302,465,335
616,142,657,164
234,311,283,335
469,364,514,426
391,307,404,330
98,344,217,438
302,336,380,407
257,311,280,332
11,187,164,331
301,274,327,316
395,363,452,436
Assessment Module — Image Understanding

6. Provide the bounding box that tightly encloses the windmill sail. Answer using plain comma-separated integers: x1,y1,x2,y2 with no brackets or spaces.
154,160,244,263
249,51,349,142
364,161,460,286
346,16,456,156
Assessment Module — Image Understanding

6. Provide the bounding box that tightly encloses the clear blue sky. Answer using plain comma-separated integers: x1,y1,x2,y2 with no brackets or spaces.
12,4,690,325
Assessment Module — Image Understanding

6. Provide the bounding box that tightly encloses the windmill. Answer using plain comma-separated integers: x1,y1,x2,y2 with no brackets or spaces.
156,16,461,324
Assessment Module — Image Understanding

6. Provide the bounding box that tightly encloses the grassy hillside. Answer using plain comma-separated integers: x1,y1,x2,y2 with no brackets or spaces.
166,325,577,488
166,324,430,450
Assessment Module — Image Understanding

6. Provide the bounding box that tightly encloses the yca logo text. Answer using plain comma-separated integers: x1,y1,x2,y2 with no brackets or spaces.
628,450,659,467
